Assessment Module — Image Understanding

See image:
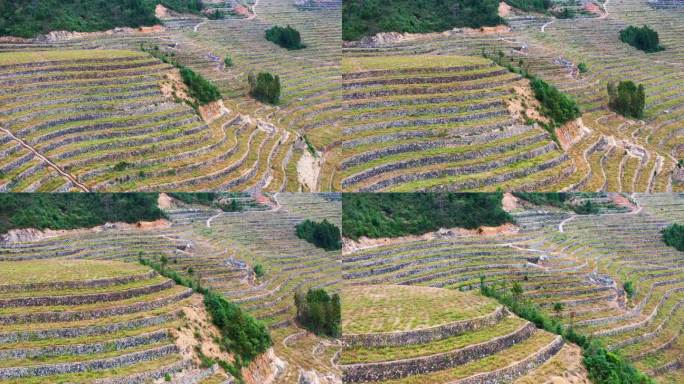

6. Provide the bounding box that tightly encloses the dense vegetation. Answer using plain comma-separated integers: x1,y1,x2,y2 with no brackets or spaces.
248,72,281,104
485,51,580,143
294,288,341,338
505,0,550,12
480,277,655,384
619,25,664,53
168,192,242,212
607,81,646,119
265,25,305,50
661,223,684,251
342,193,513,240
142,45,221,107
0,193,165,234
0,0,202,38
530,77,581,127
342,0,504,41
295,219,342,251
139,256,272,364
513,192,602,214
180,67,222,105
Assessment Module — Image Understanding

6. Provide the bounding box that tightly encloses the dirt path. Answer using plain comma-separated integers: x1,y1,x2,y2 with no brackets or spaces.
0,126,89,191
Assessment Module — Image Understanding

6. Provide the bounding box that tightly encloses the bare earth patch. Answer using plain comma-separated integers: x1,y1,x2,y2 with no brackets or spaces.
514,343,589,384
297,150,321,192
557,118,591,151
0,219,171,244
343,223,519,254
499,1,512,17
502,192,521,211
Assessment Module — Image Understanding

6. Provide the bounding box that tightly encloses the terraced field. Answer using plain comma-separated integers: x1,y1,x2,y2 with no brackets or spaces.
339,55,571,192
342,193,684,383
340,284,578,383
0,0,340,192
0,259,221,383
0,192,342,384
341,0,683,192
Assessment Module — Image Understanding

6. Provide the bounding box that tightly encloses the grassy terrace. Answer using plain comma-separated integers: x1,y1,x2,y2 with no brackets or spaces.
339,54,569,192
344,193,684,382
342,285,499,334
0,259,192,383
340,284,565,383
341,0,682,192
0,193,342,384
0,0,341,192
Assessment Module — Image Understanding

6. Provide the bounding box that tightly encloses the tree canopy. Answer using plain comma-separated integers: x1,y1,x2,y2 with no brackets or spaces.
342,193,513,239
620,25,664,53
0,0,202,38
342,0,504,41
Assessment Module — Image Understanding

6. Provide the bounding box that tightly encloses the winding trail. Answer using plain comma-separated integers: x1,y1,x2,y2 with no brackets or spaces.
0,126,89,192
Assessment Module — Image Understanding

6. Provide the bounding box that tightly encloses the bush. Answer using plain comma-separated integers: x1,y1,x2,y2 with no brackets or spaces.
623,281,635,299
573,200,599,215
480,277,655,384
113,161,133,171
253,264,265,278
265,25,305,50
662,223,684,251
607,81,645,119
294,288,341,338
577,63,588,73
0,193,166,234
180,67,222,105
620,25,664,53
248,72,281,104
342,0,504,41
224,56,233,67
0,0,202,38
505,0,550,12
295,219,342,251
139,257,272,363
342,193,513,240
530,77,581,127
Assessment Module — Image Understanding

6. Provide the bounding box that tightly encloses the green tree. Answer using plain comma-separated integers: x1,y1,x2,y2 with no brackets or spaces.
620,25,664,53
607,81,646,118
248,72,281,105
295,219,342,251
265,25,305,50
662,223,684,251
180,67,222,105
294,288,341,338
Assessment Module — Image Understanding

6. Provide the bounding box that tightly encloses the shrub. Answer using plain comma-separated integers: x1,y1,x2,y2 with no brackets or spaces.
505,0,550,12
553,8,575,19
623,281,635,299
224,56,233,67
165,373,171,381
607,81,645,119
295,219,342,251
180,67,222,105
530,77,581,127
662,223,684,251
248,72,281,105
573,200,599,215
294,288,341,338
139,257,272,363
342,0,504,41
0,193,166,234
113,161,133,171
342,193,513,240
480,277,655,384
619,25,664,53
578,63,588,73
265,25,305,49
253,264,265,278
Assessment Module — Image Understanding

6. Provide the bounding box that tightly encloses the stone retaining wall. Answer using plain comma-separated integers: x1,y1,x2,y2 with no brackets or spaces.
343,306,506,347
342,322,535,382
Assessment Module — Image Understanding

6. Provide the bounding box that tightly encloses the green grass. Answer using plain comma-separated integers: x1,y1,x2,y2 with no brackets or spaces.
342,285,499,334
